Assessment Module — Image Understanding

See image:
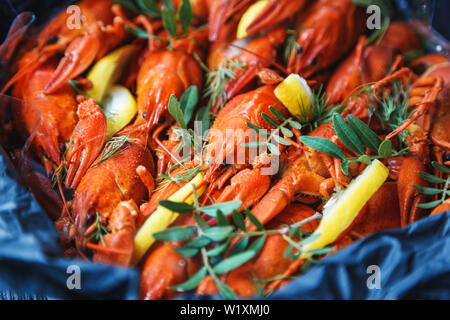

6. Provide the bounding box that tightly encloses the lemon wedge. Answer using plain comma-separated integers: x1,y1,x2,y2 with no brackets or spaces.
236,0,269,39
102,85,138,138
131,173,206,265
301,160,389,256
274,74,313,123
87,45,135,103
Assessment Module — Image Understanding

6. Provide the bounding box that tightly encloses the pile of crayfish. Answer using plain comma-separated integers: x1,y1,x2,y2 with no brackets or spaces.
1,0,449,299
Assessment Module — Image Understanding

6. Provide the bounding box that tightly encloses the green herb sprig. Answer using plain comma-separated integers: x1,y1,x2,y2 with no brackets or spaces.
242,106,302,156
299,114,408,175
117,0,193,46
87,212,111,246
203,58,246,110
92,134,138,167
414,162,450,209
153,192,326,298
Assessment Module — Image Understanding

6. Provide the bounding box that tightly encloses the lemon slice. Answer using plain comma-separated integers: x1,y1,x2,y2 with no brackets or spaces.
236,0,269,39
274,74,313,123
302,160,389,256
102,85,138,138
131,173,206,265
87,45,135,103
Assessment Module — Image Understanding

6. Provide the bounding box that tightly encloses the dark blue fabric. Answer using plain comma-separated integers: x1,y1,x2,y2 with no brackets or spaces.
0,0,449,300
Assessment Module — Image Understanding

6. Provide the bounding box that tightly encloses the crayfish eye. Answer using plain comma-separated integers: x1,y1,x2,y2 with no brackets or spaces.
46,35,58,45
86,214,95,225
142,112,147,119
444,153,450,162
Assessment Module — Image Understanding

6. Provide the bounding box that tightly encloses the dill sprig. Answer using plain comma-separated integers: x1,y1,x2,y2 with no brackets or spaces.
88,212,111,246
414,162,450,209
283,29,301,63
203,58,246,110
92,134,137,167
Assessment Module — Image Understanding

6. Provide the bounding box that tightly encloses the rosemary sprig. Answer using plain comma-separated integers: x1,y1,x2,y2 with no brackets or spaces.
371,80,412,144
299,114,409,176
92,134,137,167
414,162,450,209
88,212,111,246
203,58,246,110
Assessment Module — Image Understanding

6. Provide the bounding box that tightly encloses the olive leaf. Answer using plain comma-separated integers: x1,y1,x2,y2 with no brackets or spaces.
201,201,242,217
158,200,194,214
169,267,207,291
180,85,198,124
178,0,193,33
153,225,197,241
203,226,234,242
299,136,346,160
346,115,382,153
168,94,187,129
332,113,365,154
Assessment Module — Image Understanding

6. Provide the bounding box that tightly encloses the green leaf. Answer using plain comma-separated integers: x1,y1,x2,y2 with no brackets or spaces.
178,0,193,33
332,113,365,155
232,210,246,232
112,0,139,13
416,200,443,209
201,201,242,217
246,122,264,132
158,200,193,214
162,0,175,11
248,235,266,254
280,126,294,138
207,237,231,257
267,143,281,156
180,85,198,124
174,247,199,257
273,134,292,146
216,282,237,300
245,210,264,230
262,112,279,128
185,236,211,248
432,161,450,174
136,0,160,17
356,155,372,165
307,247,334,256
378,140,393,158
347,115,382,153
340,160,350,176
418,171,446,184
213,251,256,274
230,237,249,256
203,226,234,242
299,233,320,246
195,106,210,137
288,119,302,130
153,226,197,241
169,267,207,291
125,25,168,41
216,210,229,226
413,185,446,196
269,106,286,121
161,4,177,38
168,95,187,129
299,136,345,160
193,211,209,231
